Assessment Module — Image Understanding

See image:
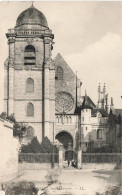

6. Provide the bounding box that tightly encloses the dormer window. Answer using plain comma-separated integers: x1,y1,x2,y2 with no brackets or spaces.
24,45,36,65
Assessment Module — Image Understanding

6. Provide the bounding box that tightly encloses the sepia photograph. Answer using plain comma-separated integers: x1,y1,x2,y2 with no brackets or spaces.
0,1,121,194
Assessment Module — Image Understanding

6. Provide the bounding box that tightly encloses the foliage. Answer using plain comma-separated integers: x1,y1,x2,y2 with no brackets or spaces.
21,137,40,153
13,123,27,139
5,181,38,195
40,136,52,153
96,185,120,195
86,141,114,153
0,112,7,120
0,112,27,140
21,136,58,153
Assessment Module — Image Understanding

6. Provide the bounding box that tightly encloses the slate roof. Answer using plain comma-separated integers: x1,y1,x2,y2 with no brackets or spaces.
81,96,96,109
91,109,108,117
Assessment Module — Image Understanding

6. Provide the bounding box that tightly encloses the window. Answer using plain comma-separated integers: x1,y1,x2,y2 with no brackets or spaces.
82,117,84,121
97,129,102,139
24,45,36,65
27,103,34,116
27,126,34,142
55,66,63,80
26,78,34,92
86,127,87,130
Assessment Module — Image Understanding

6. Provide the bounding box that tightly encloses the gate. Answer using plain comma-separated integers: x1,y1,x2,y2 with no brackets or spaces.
65,149,77,161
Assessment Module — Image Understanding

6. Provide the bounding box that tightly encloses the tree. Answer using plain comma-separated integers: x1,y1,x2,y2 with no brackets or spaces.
21,136,58,153
21,137,40,153
13,123,27,140
0,112,27,140
40,136,52,153
86,141,95,153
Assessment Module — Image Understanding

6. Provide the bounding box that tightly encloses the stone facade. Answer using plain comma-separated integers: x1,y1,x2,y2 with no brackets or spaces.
4,5,111,152
4,6,55,143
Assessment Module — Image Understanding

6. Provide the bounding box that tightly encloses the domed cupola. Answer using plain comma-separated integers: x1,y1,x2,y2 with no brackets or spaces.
15,5,48,29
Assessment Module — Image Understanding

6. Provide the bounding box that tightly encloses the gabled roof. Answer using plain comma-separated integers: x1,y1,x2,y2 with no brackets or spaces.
91,109,108,117
54,53,77,78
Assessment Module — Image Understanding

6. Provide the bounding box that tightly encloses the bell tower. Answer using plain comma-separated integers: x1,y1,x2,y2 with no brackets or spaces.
4,5,55,142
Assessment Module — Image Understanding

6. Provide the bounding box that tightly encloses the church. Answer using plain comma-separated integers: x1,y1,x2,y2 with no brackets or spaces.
4,5,117,151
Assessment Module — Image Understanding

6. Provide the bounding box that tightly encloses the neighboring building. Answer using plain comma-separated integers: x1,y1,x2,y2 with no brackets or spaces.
0,118,19,177
108,98,122,152
4,5,119,152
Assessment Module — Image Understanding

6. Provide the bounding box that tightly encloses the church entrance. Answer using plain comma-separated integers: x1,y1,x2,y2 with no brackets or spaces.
55,131,73,150
55,131,76,162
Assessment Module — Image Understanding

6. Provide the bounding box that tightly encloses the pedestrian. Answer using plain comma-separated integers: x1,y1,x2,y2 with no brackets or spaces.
68,160,70,166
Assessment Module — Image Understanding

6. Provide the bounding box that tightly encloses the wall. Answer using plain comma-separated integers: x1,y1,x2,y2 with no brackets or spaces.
0,118,19,177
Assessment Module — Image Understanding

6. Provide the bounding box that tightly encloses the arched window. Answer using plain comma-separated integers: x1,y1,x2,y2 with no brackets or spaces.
27,126,34,142
55,66,63,80
97,129,102,139
24,45,36,65
27,103,34,116
26,78,34,92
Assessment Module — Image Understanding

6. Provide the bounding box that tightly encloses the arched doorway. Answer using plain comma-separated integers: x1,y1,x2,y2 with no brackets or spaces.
55,131,73,150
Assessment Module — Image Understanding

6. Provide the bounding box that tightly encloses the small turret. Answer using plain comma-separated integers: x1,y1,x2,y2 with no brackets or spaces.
97,83,107,110
110,97,116,115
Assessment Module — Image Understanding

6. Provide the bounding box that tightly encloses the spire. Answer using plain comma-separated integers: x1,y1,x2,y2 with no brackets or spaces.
111,97,114,107
31,1,34,8
110,97,116,115
98,83,101,92
103,83,106,92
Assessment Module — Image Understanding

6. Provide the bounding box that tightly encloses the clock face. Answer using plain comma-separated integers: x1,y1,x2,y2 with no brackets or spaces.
55,92,74,113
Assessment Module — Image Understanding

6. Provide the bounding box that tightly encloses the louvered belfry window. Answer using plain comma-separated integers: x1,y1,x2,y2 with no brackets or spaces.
24,45,36,65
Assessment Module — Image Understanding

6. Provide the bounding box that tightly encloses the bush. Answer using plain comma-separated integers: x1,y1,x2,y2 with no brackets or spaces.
5,181,38,195
21,136,58,153
86,141,114,153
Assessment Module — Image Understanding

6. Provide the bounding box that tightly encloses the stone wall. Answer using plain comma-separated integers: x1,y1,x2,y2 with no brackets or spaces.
0,118,19,177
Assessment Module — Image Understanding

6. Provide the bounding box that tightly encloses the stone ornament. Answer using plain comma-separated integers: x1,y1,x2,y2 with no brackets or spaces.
26,38,33,45
55,91,74,113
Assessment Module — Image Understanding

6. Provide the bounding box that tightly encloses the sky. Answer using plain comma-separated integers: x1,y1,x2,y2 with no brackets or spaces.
0,1,122,113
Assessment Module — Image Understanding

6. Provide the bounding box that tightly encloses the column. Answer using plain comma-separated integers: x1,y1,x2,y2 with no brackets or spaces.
8,38,15,115
59,146,63,169
77,149,82,169
43,37,51,139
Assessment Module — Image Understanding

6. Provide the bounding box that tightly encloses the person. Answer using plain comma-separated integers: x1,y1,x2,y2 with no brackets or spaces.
68,160,70,166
